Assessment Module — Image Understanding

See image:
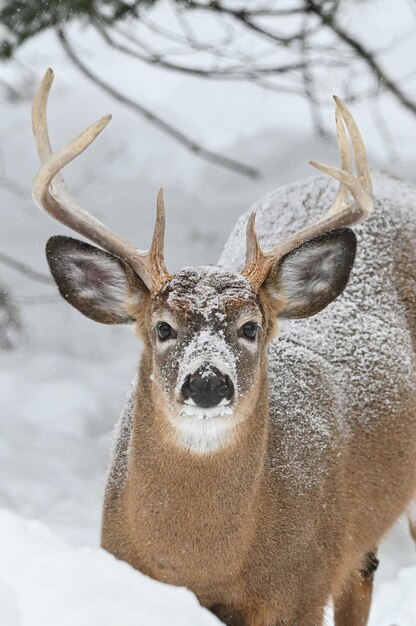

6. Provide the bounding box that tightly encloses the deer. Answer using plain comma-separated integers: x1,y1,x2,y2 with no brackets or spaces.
31,68,416,626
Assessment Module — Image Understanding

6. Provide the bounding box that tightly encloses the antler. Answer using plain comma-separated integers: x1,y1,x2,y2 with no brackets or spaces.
242,96,373,290
31,68,172,294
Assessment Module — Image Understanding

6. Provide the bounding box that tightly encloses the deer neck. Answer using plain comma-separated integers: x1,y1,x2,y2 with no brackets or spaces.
124,351,270,584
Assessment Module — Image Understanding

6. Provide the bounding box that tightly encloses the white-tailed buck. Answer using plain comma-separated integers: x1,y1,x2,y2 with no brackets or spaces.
32,69,416,626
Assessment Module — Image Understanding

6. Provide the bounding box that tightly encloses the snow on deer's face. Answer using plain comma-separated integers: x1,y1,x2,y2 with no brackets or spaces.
149,266,264,453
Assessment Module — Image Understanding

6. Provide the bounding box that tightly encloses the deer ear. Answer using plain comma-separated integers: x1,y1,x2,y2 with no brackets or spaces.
46,236,149,324
262,228,357,319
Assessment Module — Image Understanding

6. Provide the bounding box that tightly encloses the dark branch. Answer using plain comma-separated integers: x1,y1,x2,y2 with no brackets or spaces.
57,26,260,179
0,251,53,284
94,19,308,79
180,0,315,45
307,0,416,117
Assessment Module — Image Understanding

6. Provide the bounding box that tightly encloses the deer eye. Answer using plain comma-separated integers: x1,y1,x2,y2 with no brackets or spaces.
239,322,258,340
156,322,175,341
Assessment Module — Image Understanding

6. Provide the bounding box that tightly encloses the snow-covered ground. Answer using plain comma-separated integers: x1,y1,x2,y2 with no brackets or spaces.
0,509,415,625
1,0,416,623
0,509,222,626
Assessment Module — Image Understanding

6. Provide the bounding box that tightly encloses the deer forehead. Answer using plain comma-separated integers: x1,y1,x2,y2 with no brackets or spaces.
153,266,261,325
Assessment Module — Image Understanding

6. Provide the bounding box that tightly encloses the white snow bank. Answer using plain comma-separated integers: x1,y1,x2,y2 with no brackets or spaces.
0,509,221,626
1,508,416,625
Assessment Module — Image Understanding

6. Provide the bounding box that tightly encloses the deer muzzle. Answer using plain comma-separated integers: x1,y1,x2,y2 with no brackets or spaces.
181,364,234,408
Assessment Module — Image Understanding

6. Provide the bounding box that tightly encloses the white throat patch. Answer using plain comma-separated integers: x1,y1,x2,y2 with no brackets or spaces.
169,400,238,454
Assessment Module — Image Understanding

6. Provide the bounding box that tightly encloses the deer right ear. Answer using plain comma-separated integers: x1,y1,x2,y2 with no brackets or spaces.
46,236,149,324
262,228,357,319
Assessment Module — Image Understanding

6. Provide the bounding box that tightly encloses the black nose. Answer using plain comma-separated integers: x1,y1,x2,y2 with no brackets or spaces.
181,364,234,408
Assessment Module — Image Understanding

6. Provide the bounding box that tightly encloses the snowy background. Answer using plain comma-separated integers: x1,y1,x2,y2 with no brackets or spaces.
1,0,416,624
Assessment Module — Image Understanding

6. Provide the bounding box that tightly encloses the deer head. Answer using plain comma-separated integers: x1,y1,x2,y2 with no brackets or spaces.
32,69,373,453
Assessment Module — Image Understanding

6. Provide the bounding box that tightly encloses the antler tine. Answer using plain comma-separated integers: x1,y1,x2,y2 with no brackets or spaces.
32,68,54,163
242,212,269,286
32,68,88,215
31,69,171,294
244,212,261,267
329,106,352,216
309,97,373,222
242,98,373,291
333,96,373,197
149,188,171,282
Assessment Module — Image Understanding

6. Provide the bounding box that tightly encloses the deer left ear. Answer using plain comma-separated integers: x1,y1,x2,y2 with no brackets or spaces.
46,236,149,324
262,228,357,319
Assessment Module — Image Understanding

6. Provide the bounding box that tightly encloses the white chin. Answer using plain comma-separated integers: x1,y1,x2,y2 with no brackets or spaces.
180,400,233,420
169,401,237,453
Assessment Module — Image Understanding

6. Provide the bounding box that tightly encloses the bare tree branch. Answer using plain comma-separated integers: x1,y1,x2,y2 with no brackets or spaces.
0,76,21,100
372,94,401,162
3,0,416,175
93,18,308,79
57,26,260,179
306,0,416,117
179,0,316,45
15,294,60,304
166,0,416,153
0,174,28,199
0,251,53,284
0,281,21,350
